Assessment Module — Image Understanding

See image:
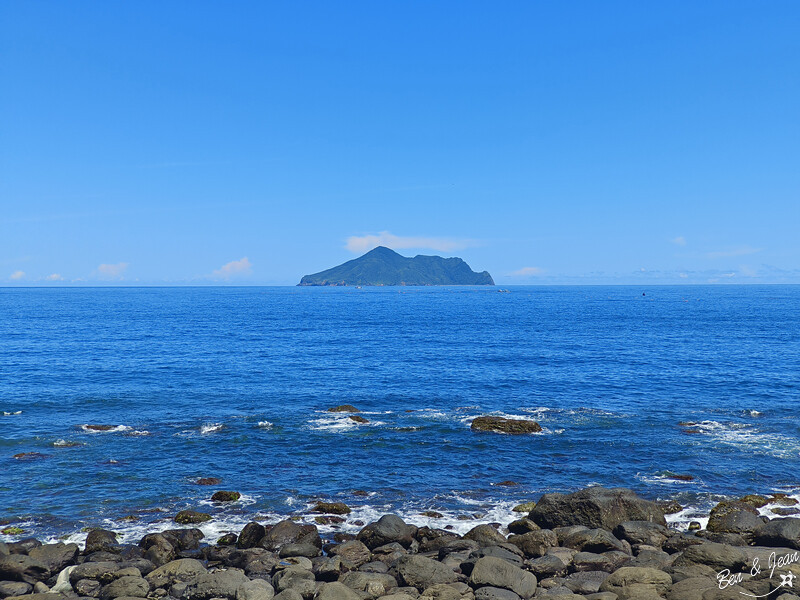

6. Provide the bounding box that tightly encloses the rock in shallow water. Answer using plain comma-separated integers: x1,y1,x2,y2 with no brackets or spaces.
470,417,542,434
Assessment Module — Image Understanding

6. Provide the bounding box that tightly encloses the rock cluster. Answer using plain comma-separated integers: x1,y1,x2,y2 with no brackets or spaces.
3,486,800,600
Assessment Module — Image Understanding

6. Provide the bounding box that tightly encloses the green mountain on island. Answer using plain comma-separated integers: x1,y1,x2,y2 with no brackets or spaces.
298,246,494,286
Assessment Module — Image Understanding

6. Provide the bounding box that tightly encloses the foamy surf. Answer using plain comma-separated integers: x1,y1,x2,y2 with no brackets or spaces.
200,423,224,435
80,424,132,434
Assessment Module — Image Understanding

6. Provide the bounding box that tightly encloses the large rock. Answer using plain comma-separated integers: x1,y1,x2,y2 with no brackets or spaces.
145,558,207,589
238,523,267,549
327,540,371,569
665,576,717,600
99,576,149,600
237,579,275,600
463,525,506,547
261,521,313,551
396,555,457,591
138,534,175,567
27,543,79,575
0,581,33,598
613,521,670,548
598,566,672,600
561,529,627,554
469,557,537,600
339,571,397,596
86,531,119,554
470,417,542,434
754,518,800,549
529,487,666,530
174,511,211,525
161,529,205,551
69,561,122,584
273,566,315,593
673,542,748,572
357,515,416,550
184,570,250,600
0,554,49,584
506,530,558,558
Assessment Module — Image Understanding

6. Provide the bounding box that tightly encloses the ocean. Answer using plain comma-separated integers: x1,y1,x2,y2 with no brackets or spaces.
1,285,799,544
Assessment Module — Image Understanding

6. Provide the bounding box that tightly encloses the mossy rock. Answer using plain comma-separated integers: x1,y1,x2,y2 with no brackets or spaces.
174,510,212,524
349,415,369,424
739,494,769,508
471,416,542,434
513,501,537,513
216,533,238,545
328,405,360,413
771,495,799,506
314,515,346,525
657,499,684,515
211,490,241,502
421,511,444,518
1,526,24,535
312,501,351,515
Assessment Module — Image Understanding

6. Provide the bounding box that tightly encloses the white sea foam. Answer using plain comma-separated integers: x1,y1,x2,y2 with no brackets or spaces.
257,421,274,428
665,507,710,532
53,439,82,447
3,410,22,416
200,423,224,435
684,420,800,459
80,424,132,434
636,472,699,486
309,412,382,432
127,430,150,436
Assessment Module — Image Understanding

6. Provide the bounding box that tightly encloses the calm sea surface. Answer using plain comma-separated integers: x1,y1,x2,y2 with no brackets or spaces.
1,286,799,542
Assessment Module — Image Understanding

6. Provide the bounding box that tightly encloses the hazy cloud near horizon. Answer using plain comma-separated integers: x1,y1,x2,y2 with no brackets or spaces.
211,257,253,280
345,231,475,254
97,263,129,280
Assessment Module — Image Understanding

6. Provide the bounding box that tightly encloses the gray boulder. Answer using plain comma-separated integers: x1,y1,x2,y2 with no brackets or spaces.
99,576,150,600
357,515,416,550
145,558,207,589
27,543,79,576
474,587,520,600
237,579,275,600
273,591,304,600
613,521,670,548
665,576,717,600
598,566,672,600
463,525,506,548
754,518,800,549
69,561,122,584
0,554,49,584
561,529,627,554
239,523,267,549
672,542,747,572
396,555,457,591
530,487,665,530
469,557,537,600
506,530,558,559
86,531,119,554
273,566,315,593
184,570,250,600
327,540,371,569
0,581,32,597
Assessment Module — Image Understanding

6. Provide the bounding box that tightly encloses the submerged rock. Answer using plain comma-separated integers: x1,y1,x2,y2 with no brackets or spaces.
211,491,242,502
470,417,542,434
174,511,212,525
312,502,351,515
327,405,360,413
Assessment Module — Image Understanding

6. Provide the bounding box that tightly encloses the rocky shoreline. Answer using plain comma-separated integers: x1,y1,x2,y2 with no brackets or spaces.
4,487,800,600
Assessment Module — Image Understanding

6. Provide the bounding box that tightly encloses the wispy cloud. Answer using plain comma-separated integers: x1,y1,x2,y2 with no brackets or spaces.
45,273,64,281
10,270,25,280
211,257,252,280
671,236,687,246
509,266,545,277
706,246,762,259
345,231,474,254
97,262,129,279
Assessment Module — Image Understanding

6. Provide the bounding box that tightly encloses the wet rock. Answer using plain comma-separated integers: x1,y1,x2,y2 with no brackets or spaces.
311,502,351,515
69,561,122,584
196,478,222,486
162,529,205,551
656,499,683,515
174,511,211,525
598,566,671,599
673,542,748,572
139,535,175,567
420,512,444,519
145,558,207,589
0,554,49,584
27,543,79,575
314,516,346,526
396,555,457,591
218,533,238,546
357,515,417,550
86,531,119,554
708,501,759,531
212,491,242,502
98,575,149,599
73,576,101,596
463,525,506,548
512,503,536,514
527,555,568,579
184,570,250,600
739,494,769,509
469,557,537,600
349,416,369,424
261,521,309,551
328,405,360,413
470,417,542,434
506,519,538,535
530,487,666,530
238,523,267,549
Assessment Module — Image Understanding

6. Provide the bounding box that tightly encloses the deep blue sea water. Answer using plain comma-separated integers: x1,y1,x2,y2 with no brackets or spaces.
2,285,799,543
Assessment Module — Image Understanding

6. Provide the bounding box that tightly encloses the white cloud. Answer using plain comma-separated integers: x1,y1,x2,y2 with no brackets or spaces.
45,273,64,281
211,257,252,279
671,236,687,246
97,262,129,279
10,270,25,280
707,246,762,259
679,272,689,279
510,266,545,277
345,231,473,254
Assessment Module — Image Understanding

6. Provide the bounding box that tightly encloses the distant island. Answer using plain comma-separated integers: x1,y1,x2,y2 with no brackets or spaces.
298,246,494,286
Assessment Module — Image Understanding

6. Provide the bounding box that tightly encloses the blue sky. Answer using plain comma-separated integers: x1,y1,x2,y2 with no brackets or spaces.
2,1,798,285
